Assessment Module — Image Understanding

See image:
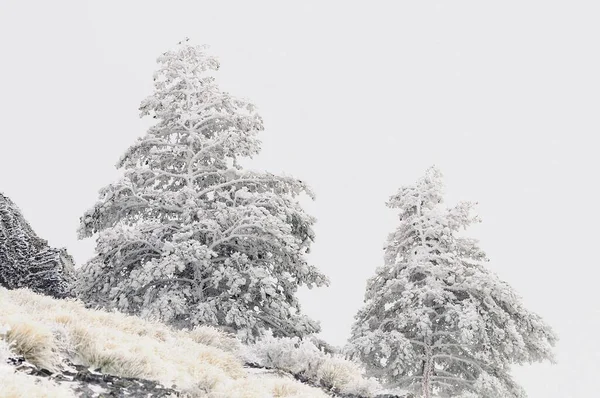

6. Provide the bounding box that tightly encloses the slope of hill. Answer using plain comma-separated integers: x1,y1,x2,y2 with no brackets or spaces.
0,287,333,397
0,192,396,398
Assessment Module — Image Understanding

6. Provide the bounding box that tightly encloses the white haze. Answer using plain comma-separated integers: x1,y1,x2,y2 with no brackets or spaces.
1,1,598,397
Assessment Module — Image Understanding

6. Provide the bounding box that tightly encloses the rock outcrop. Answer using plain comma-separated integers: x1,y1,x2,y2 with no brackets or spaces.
0,193,75,298
5,355,179,397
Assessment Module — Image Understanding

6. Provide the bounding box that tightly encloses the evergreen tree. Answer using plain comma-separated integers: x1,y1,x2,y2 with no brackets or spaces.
346,167,556,398
77,41,328,341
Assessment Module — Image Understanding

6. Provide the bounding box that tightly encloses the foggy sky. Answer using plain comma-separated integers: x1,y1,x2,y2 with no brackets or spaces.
1,1,598,397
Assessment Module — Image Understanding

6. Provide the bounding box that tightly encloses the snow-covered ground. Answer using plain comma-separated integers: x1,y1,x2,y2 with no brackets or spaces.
0,287,334,397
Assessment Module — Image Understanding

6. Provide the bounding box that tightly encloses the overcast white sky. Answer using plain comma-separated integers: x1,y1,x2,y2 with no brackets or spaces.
1,1,599,397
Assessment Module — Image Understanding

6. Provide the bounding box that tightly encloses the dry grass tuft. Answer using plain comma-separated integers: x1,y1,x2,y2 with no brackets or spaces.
2,315,61,371
246,334,380,397
258,374,330,398
0,339,75,398
184,325,241,354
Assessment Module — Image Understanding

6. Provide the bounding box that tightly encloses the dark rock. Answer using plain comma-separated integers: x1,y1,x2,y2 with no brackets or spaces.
62,364,179,398
6,355,25,366
4,357,179,397
68,364,179,397
0,193,75,298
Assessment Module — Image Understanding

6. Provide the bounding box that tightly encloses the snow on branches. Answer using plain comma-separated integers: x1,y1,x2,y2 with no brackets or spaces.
346,167,556,398
77,42,328,341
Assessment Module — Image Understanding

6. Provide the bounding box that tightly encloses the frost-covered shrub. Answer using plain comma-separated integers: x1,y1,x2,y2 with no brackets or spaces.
245,334,380,396
246,334,322,375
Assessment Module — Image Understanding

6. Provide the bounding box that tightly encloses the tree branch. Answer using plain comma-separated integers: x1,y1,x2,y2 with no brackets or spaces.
138,277,196,296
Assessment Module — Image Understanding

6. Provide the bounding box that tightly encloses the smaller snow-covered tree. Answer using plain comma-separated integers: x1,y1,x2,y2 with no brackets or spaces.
346,167,556,398
77,41,328,341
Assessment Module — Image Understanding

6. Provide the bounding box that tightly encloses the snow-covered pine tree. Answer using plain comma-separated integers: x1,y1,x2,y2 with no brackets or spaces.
346,167,556,398
77,41,328,341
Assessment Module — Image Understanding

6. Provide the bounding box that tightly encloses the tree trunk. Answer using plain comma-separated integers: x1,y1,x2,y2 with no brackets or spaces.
422,342,434,398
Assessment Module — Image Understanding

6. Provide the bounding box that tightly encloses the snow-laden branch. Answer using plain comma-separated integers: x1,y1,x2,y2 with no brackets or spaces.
137,277,197,296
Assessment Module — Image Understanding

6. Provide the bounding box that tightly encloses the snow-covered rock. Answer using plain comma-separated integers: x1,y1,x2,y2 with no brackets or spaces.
0,193,75,298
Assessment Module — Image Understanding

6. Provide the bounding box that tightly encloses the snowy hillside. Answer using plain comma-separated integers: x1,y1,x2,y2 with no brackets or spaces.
0,287,384,398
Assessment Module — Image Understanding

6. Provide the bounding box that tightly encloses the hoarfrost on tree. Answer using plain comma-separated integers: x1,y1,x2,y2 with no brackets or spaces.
77,41,328,341
0,193,75,298
346,167,556,398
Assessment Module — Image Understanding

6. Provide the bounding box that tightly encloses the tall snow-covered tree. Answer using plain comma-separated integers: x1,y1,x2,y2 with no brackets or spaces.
346,167,556,398
77,41,328,341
